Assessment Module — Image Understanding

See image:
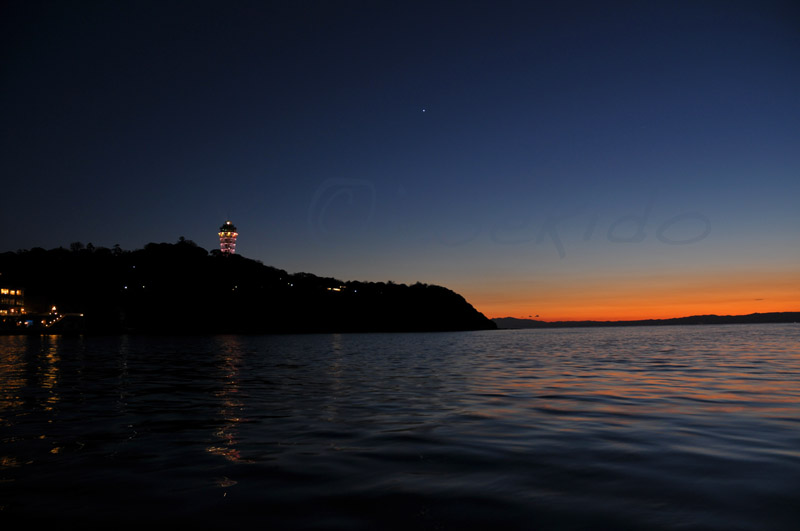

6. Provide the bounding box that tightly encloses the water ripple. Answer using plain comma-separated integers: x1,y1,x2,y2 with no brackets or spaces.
1,324,799,529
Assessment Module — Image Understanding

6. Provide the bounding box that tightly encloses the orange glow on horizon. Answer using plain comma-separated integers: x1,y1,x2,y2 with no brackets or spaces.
465,269,800,322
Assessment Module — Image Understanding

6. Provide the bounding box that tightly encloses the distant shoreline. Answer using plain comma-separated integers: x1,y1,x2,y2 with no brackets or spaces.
492,312,800,329
3,312,797,337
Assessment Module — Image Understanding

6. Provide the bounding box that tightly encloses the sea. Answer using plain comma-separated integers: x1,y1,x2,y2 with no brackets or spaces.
1,324,799,530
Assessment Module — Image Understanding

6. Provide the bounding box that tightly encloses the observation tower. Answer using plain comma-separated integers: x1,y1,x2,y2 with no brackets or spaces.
218,220,238,254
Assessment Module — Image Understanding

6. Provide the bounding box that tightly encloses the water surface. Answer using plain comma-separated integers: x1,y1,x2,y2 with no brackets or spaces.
1,324,799,529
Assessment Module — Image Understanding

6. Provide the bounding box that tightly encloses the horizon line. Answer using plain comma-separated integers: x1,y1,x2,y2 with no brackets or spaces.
491,311,800,324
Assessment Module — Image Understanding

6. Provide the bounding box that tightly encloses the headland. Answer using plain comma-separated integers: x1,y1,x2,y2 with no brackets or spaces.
0,241,496,334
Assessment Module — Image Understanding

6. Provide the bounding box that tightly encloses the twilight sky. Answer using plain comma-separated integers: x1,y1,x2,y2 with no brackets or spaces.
2,0,799,320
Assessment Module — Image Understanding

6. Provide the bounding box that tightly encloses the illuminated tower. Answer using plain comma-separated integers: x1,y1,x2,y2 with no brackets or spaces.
219,220,238,254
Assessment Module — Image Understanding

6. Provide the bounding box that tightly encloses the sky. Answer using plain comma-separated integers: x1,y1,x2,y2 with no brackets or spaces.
2,0,799,321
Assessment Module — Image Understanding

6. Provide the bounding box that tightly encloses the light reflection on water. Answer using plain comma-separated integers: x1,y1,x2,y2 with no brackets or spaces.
1,324,799,529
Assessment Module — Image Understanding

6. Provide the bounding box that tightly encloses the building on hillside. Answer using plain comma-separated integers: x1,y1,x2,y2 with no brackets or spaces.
0,287,24,315
219,220,238,254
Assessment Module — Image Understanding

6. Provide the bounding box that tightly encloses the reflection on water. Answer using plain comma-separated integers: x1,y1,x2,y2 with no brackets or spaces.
0,324,799,529
207,335,248,465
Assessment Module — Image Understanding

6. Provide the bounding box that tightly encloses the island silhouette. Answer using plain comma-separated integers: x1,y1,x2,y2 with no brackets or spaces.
3,240,795,335
0,240,496,334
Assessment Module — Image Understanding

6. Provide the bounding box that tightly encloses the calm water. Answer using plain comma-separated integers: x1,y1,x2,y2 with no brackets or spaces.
1,325,799,529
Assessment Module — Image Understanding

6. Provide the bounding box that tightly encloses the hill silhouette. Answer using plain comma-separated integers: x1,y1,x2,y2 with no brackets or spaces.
0,240,495,334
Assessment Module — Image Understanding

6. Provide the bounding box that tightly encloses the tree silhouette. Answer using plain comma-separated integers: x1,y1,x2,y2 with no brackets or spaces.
0,242,496,334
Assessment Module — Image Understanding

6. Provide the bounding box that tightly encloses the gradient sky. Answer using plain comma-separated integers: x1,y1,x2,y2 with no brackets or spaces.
2,1,799,320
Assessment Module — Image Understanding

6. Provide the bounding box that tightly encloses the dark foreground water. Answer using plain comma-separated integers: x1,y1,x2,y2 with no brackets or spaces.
1,325,799,530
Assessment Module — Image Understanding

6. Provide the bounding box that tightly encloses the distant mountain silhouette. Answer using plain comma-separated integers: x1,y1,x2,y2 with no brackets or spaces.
0,241,495,334
493,313,800,329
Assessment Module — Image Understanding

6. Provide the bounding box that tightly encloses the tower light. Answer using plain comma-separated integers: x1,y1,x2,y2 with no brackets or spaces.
219,220,238,254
